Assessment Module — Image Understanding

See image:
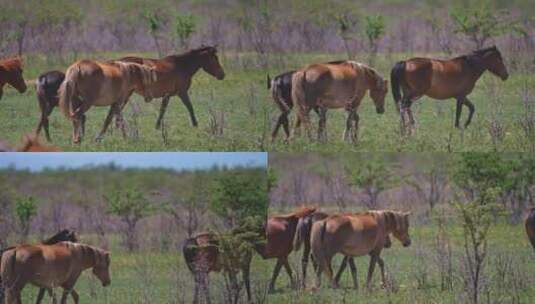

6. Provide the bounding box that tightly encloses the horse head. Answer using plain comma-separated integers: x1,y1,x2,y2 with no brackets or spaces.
384,211,411,247
195,46,225,80
476,46,509,81
0,57,27,95
92,249,111,287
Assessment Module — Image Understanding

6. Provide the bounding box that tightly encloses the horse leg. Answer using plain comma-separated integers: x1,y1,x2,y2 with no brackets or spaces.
36,106,48,141
407,107,416,135
348,257,359,290
282,258,296,288
352,110,360,144
455,98,463,128
272,112,286,142
178,93,198,127
334,256,348,287
268,259,283,292
95,104,118,142
35,288,46,304
343,108,354,143
301,243,311,288
242,258,252,302
193,273,200,304
462,97,475,128
317,107,327,142
377,256,387,289
366,254,378,290
59,289,71,304
155,96,171,130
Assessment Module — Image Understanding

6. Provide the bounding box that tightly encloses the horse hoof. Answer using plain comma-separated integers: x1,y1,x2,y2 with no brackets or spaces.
94,136,103,143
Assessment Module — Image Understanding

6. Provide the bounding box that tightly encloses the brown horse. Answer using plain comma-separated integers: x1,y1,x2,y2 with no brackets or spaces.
1,241,110,304
0,134,60,152
293,210,392,289
58,60,157,143
291,61,388,143
525,207,535,254
254,207,316,292
183,232,252,304
35,70,66,141
117,46,225,130
0,57,27,101
0,230,78,304
391,46,509,134
311,210,411,290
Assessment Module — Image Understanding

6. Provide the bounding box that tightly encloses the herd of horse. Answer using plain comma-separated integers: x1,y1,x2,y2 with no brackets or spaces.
0,45,508,147
0,207,534,304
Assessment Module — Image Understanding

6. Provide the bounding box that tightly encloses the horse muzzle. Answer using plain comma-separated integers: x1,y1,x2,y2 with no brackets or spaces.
216,72,225,80
102,280,111,287
501,73,509,81
403,239,411,247
376,107,385,114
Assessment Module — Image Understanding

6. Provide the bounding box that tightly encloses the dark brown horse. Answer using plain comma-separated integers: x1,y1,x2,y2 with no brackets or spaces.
1,242,110,304
525,207,535,254
291,61,387,143
0,229,78,304
293,210,391,289
118,46,225,130
35,70,65,141
254,207,317,292
0,57,27,101
391,46,509,134
183,232,253,304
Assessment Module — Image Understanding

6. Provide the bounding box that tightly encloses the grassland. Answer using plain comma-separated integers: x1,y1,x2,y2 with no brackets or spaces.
1,51,532,152
13,221,535,304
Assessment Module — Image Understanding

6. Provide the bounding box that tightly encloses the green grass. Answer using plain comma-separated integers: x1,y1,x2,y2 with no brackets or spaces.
15,222,534,303
1,51,533,151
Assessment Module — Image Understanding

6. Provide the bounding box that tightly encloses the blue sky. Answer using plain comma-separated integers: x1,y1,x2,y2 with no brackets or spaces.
0,152,267,171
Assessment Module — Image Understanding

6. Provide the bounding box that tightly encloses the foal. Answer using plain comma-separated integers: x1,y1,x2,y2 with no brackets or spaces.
291,61,388,143
0,57,27,101
35,70,65,141
1,242,111,304
391,46,508,134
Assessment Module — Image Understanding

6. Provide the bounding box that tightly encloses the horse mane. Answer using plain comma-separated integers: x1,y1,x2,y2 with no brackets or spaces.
42,229,78,245
0,57,22,70
291,206,317,219
457,46,499,68
166,45,217,62
115,61,157,86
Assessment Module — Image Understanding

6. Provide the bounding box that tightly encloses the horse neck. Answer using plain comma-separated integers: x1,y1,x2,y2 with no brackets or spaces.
381,211,397,234
171,54,202,76
362,66,379,91
77,244,99,270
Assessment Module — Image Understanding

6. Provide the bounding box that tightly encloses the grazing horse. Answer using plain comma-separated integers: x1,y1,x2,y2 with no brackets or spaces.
35,70,65,141
58,60,157,143
293,210,391,289
311,210,411,289
268,71,320,142
183,232,252,304
0,230,80,304
390,46,509,134
254,207,317,292
0,134,60,152
291,60,388,143
117,45,225,130
525,207,535,254
0,57,27,100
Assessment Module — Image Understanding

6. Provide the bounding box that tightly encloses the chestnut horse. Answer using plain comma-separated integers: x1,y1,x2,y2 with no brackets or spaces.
0,134,60,152
391,46,509,134
183,232,252,304
0,57,27,100
254,207,316,292
35,70,65,141
58,60,157,143
525,207,535,254
293,210,391,289
117,46,225,130
291,61,388,143
0,230,78,304
311,210,411,289
268,71,320,142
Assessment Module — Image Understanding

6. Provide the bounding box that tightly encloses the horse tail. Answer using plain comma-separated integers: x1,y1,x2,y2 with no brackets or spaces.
0,248,17,291
58,64,81,119
320,220,328,244
390,61,406,111
293,217,308,252
182,237,199,273
291,70,307,112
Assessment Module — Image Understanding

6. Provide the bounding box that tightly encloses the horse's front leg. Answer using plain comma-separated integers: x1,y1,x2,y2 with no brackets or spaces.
366,254,379,290
334,256,348,286
268,259,283,293
343,107,355,143
178,92,198,127
155,95,171,130
282,258,296,288
376,256,388,289
95,105,118,142
35,288,47,304
317,107,328,142
348,257,358,290
455,97,463,128
462,97,475,128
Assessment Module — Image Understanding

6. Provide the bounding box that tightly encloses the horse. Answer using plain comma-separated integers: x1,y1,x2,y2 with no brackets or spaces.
0,134,60,152
311,210,411,290
117,45,225,130
525,207,535,254
183,232,252,304
254,207,317,293
0,57,27,101
390,46,509,134
293,210,391,289
35,70,65,142
291,60,388,143
58,60,157,144
267,71,320,142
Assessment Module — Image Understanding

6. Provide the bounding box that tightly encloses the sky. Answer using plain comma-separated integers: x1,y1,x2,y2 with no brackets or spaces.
0,152,267,171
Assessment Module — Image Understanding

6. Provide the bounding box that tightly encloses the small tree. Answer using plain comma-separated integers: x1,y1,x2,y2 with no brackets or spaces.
105,188,155,251
345,156,400,210
335,13,358,60
174,13,196,51
364,14,385,64
15,195,37,242
145,10,165,56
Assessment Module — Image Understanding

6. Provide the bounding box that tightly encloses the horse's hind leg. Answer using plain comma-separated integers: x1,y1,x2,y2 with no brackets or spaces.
35,288,46,304
366,254,378,290
282,258,296,288
455,98,463,128
95,104,119,142
178,93,198,127
155,96,171,130
376,256,388,289
462,97,475,128
334,256,348,287
317,107,327,142
268,259,283,292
